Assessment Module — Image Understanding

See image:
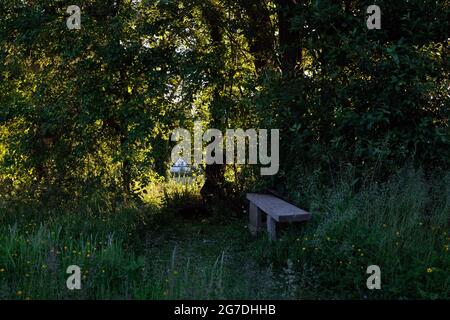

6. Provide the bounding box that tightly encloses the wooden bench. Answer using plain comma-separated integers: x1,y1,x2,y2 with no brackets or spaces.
247,193,311,241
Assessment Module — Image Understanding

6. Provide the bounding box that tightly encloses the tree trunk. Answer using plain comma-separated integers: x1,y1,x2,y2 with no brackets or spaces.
240,0,276,72
276,0,302,77
199,2,228,204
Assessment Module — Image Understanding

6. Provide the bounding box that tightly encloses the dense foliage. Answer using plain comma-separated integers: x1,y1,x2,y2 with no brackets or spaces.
1,0,449,199
0,0,449,301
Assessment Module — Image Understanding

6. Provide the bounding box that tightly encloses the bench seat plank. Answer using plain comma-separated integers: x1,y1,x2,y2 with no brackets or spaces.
246,193,311,223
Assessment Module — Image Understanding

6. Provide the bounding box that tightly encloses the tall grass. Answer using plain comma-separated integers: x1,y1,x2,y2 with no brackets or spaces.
0,181,274,300
253,168,450,299
0,169,449,299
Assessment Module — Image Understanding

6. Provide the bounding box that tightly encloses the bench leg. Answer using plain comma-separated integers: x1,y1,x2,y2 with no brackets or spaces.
267,216,277,241
249,203,263,236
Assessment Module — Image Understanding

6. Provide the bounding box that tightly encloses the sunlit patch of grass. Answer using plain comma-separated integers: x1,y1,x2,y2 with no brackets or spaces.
0,179,277,300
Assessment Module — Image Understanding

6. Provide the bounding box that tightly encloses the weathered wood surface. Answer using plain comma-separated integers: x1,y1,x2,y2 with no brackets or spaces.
266,215,277,241
249,202,264,236
246,193,311,223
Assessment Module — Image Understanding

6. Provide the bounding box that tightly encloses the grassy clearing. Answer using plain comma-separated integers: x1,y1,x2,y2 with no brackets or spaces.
0,169,449,300
0,185,279,300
